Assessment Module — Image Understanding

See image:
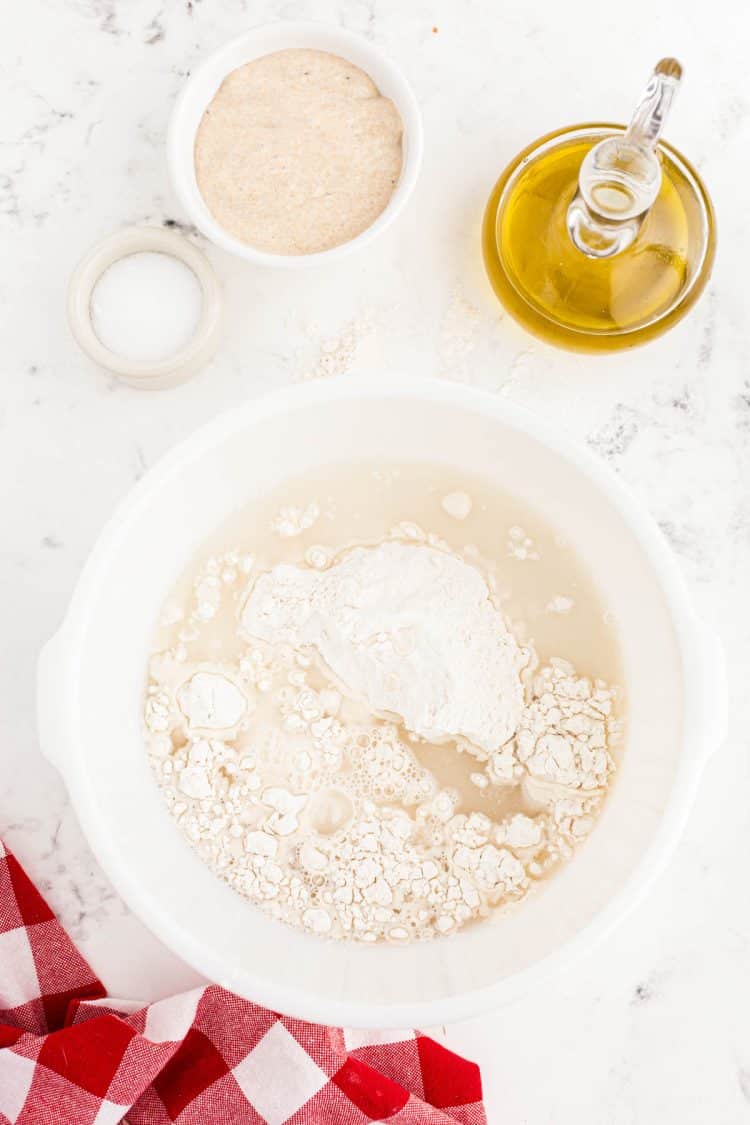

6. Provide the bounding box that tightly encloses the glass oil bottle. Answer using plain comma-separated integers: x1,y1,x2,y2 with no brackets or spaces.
483,60,716,352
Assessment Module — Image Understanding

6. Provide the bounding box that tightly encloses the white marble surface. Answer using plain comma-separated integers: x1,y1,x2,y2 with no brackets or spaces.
2,0,749,1119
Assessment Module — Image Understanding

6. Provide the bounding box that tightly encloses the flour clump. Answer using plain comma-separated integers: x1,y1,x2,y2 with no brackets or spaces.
177,671,247,731
240,542,525,753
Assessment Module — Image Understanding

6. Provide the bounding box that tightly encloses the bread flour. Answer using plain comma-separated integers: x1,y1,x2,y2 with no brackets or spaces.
240,542,525,753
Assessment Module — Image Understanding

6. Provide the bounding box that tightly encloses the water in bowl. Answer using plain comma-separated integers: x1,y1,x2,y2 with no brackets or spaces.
144,462,624,943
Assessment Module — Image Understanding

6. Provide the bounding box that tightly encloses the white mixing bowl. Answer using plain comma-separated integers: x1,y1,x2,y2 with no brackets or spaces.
37,378,727,1027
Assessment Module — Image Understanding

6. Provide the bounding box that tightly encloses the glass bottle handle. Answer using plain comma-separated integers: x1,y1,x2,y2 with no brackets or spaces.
566,58,683,259
625,57,682,150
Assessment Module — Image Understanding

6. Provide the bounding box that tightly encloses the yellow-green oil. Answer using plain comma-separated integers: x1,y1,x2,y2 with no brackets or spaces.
482,126,715,352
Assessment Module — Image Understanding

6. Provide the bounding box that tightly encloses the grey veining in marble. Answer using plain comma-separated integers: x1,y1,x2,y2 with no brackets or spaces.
1,0,749,1120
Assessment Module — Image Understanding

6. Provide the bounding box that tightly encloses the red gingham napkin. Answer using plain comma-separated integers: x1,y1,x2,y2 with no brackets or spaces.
0,839,487,1124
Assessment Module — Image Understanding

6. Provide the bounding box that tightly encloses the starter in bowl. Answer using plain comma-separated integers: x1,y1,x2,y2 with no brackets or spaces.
144,463,624,943
194,49,404,255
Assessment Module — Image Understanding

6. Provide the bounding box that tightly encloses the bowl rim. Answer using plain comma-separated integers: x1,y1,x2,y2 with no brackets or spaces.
40,376,721,1025
166,21,424,268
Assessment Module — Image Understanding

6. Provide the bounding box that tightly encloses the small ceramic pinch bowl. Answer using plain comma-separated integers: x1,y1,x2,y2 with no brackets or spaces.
67,226,222,389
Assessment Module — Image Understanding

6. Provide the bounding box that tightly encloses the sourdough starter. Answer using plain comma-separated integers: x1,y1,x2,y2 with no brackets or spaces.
144,464,624,943
194,49,404,255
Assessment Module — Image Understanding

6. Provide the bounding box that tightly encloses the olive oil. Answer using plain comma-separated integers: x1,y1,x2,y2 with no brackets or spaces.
483,126,714,352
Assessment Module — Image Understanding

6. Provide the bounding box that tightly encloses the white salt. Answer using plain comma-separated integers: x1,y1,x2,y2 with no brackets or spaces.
91,251,202,363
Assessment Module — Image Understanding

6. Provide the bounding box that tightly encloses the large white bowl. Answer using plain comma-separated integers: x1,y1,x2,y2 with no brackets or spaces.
37,378,727,1027
167,22,423,267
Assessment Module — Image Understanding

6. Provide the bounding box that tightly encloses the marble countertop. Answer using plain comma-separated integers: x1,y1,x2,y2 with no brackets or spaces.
3,0,749,1119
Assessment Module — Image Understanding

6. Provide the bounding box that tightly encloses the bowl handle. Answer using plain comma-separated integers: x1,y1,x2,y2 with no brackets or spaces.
691,619,728,765
36,630,73,778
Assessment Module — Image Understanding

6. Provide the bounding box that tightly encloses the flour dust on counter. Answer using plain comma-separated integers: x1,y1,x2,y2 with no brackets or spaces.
144,464,624,943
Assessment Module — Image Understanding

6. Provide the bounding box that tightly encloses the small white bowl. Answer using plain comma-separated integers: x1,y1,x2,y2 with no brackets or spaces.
67,226,223,389
167,22,423,268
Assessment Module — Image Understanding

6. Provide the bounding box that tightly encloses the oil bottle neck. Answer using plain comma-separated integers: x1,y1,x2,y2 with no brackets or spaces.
566,58,683,259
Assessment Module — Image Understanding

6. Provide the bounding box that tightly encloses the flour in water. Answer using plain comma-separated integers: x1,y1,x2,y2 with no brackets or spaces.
145,463,624,943
240,542,525,752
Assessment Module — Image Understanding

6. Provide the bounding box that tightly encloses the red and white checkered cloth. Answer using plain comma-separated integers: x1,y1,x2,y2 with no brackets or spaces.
0,839,487,1124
